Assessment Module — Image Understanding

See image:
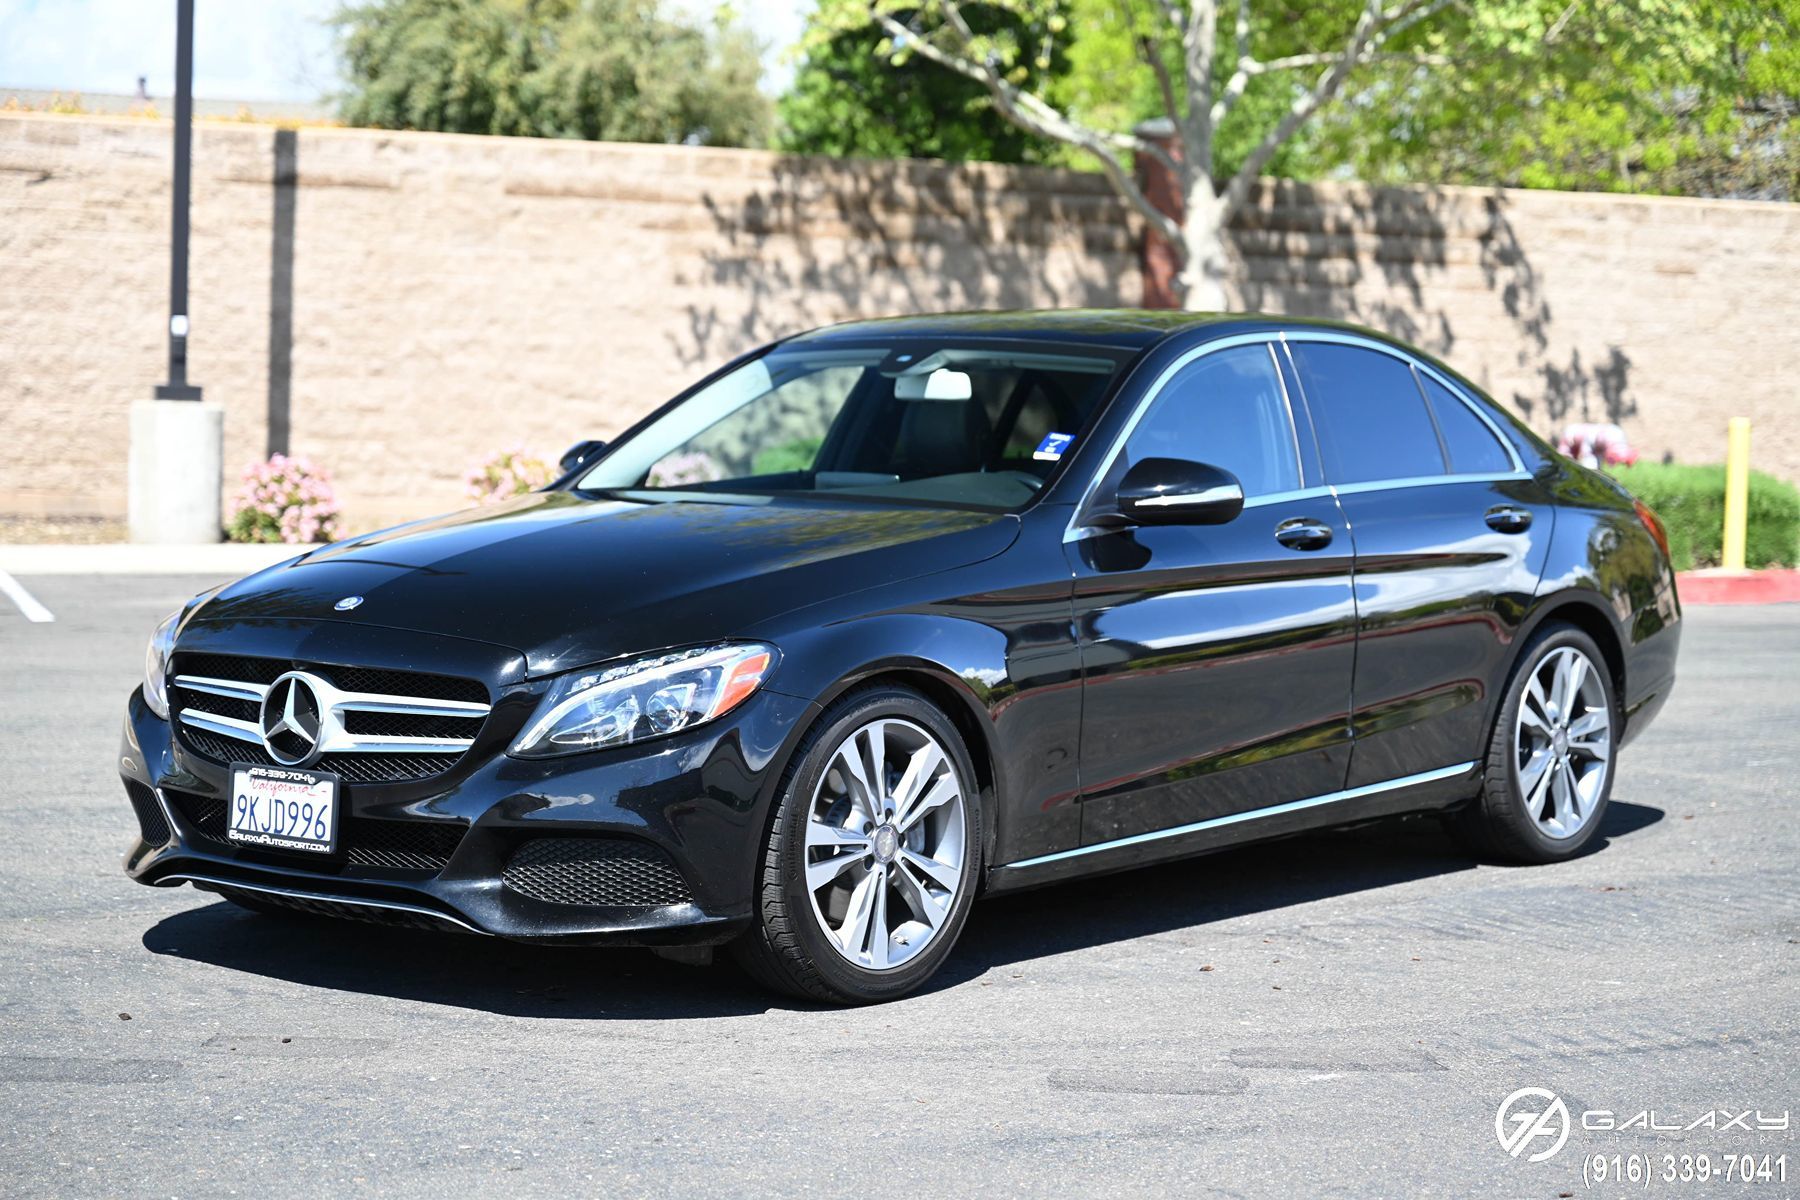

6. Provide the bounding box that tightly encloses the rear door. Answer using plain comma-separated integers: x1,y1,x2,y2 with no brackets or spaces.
1067,338,1358,847
1285,336,1555,788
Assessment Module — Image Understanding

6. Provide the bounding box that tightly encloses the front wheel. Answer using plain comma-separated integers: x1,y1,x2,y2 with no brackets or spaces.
1454,624,1618,863
732,686,983,1004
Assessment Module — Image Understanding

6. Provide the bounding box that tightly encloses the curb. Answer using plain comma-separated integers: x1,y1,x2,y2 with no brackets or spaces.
1677,569,1800,606
0,543,304,576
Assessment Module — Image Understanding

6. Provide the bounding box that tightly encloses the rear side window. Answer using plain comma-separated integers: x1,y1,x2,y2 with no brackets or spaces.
1120,343,1300,498
1420,373,1514,474
1292,343,1445,485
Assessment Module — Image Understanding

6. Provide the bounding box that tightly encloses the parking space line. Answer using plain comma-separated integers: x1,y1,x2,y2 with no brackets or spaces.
0,568,55,622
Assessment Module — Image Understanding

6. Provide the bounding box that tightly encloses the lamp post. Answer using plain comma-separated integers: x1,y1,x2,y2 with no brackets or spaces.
129,0,224,543
155,0,202,402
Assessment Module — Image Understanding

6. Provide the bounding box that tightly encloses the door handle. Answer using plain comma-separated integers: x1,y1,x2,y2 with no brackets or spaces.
1485,505,1533,534
1275,517,1334,551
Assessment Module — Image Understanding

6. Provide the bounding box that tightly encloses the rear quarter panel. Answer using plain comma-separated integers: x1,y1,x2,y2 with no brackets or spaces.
1531,464,1682,745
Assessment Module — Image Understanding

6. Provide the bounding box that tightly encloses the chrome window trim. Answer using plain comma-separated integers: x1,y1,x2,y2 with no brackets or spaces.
1267,341,1308,489
1240,484,1336,511
1064,331,1296,541
1001,760,1479,870
1064,329,1530,544
1329,470,1530,497
1278,329,1527,477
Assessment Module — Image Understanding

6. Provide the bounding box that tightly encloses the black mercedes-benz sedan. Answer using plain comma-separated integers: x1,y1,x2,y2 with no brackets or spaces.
120,311,1681,1003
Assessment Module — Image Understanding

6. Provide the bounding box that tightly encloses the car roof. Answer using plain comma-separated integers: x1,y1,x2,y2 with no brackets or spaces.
781,309,1408,353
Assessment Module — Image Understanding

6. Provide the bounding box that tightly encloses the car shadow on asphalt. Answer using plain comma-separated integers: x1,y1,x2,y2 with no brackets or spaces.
139,801,1664,1017
939,799,1664,988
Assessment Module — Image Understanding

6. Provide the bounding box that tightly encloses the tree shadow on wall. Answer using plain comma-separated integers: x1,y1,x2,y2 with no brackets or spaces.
672,156,1133,368
1233,180,1636,427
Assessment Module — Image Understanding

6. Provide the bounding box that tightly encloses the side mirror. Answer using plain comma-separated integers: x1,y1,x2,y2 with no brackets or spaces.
1115,457,1245,526
559,439,607,474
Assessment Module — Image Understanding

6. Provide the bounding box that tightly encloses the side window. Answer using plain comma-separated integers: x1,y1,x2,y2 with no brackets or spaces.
1119,344,1300,497
1419,373,1514,475
1292,343,1446,485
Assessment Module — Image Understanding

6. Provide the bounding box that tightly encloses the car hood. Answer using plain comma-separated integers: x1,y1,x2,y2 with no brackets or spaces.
194,491,1020,676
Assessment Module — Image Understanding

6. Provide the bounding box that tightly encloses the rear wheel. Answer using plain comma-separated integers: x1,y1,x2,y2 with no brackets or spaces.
1453,624,1617,863
732,686,982,1004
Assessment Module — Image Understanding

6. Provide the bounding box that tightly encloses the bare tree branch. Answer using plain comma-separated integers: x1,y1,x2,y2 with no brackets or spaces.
1246,50,1451,74
1223,0,1385,214
872,8,1184,251
1151,0,1186,34
1544,0,1580,44
1183,0,1221,180
1210,0,1254,126
1222,0,1459,214
1139,34,1182,129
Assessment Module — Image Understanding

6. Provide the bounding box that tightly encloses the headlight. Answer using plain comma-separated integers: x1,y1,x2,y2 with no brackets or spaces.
509,643,777,758
142,608,181,720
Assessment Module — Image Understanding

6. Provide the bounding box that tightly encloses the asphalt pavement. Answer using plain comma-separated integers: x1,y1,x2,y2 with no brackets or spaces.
1,574,1794,1198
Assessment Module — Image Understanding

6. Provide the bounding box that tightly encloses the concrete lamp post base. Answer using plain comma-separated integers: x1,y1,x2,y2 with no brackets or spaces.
128,399,225,544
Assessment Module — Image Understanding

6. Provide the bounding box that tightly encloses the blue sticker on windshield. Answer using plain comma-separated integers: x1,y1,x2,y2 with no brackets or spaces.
1033,432,1074,462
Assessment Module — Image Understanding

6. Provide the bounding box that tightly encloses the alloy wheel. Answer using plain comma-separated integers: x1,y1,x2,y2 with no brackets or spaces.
1513,645,1612,840
802,717,967,971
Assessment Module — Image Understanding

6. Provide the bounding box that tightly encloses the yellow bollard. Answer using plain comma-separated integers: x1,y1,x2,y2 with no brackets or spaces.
1721,417,1752,571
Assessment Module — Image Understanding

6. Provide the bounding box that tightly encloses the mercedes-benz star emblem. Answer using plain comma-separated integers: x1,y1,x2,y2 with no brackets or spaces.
334,595,364,611
261,672,326,766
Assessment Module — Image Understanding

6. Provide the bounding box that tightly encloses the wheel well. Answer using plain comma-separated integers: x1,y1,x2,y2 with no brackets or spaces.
1528,598,1626,700
819,668,1001,881
856,669,998,804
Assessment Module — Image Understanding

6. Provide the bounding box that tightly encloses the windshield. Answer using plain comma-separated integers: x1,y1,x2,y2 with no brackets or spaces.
577,340,1131,510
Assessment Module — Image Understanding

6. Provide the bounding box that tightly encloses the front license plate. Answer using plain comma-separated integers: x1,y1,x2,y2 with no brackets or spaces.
228,764,340,855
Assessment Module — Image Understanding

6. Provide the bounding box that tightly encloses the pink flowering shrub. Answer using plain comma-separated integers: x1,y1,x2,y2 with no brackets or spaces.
227,454,343,544
1557,423,1640,468
464,446,552,505
646,450,724,488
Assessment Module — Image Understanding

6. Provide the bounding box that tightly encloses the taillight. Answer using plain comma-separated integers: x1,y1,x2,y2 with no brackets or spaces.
1634,498,1670,559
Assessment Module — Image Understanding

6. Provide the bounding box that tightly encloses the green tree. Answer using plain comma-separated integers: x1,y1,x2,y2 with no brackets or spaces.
780,5,1068,162
1313,0,1799,198
335,0,771,147
803,1,1798,308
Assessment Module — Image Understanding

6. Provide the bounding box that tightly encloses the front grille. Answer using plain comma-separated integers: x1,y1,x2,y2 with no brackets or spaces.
326,666,486,704
124,780,171,847
169,653,491,785
164,790,466,875
503,838,693,908
320,753,467,784
182,727,277,767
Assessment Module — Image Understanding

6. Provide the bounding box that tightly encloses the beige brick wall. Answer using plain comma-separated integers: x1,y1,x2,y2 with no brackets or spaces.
1,112,1794,534
1231,178,1800,488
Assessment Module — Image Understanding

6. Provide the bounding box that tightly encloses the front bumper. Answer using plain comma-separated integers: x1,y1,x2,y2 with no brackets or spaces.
119,684,818,946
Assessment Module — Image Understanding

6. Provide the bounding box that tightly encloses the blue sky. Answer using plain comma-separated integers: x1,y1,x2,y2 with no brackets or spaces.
0,0,808,102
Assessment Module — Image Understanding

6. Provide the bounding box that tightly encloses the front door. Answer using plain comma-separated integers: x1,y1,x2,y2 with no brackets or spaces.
1067,340,1358,847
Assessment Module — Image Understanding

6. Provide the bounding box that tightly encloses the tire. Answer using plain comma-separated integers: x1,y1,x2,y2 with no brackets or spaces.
1452,623,1618,863
731,685,984,1004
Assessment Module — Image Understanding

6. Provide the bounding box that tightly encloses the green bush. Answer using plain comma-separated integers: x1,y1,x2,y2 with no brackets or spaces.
752,437,825,476
1608,463,1800,571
